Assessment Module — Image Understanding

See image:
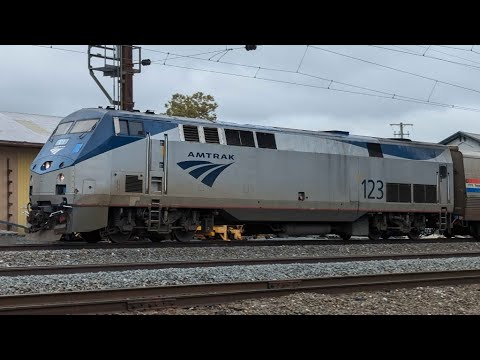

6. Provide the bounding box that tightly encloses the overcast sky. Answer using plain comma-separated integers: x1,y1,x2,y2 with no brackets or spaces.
2,45,480,143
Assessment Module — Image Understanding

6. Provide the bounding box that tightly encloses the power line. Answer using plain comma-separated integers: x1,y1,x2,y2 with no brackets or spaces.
32,45,137,62
435,45,478,53
154,62,480,113
434,45,480,56
144,46,246,63
144,46,437,100
369,45,480,71
309,46,480,98
32,45,87,54
416,45,480,66
296,45,310,72
29,45,480,114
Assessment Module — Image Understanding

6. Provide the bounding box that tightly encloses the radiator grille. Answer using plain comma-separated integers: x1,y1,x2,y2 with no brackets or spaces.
203,127,220,144
183,125,200,142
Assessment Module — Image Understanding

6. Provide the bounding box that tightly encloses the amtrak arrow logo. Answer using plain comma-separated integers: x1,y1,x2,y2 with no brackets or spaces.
177,160,234,187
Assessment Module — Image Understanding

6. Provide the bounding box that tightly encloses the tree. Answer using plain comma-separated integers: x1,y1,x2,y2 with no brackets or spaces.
165,92,218,121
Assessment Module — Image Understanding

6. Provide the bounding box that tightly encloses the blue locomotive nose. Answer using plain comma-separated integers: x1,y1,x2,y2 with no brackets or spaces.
31,109,109,174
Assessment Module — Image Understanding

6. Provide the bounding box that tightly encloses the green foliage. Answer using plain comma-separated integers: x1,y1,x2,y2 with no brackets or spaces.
165,92,218,121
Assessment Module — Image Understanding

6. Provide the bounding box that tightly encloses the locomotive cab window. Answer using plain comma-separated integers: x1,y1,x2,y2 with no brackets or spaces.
256,132,277,149
114,118,145,137
52,122,73,136
128,121,145,136
225,129,255,147
69,119,99,134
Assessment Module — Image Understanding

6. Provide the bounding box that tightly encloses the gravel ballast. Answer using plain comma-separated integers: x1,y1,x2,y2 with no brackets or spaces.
3,257,480,296
130,285,480,315
2,242,480,267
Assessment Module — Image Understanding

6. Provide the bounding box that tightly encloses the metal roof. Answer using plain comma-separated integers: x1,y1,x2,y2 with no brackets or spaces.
0,111,62,146
439,131,480,145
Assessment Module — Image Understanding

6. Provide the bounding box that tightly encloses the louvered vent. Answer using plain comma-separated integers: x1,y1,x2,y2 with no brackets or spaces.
386,183,411,203
413,184,437,203
203,127,220,144
183,125,200,142
125,175,143,193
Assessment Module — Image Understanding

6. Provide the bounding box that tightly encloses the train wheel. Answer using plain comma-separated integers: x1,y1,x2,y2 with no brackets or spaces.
381,231,392,240
470,225,480,240
173,229,196,242
339,232,351,240
443,231,453,239
81,230,102,243
368,229,381,240
109,232,132,243
149,233,171,243
407,229,421,240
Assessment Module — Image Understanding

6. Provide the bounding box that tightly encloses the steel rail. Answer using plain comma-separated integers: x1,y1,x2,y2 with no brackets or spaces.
0,238,477,252
2,251,480,277
2,269,480,314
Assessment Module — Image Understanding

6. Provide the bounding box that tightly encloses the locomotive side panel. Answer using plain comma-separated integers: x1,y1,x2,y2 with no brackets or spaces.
165,140,359,222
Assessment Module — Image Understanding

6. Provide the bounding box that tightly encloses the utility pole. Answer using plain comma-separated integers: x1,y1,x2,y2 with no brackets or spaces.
390,122,413,139
88,45,150,111
120,45,134,111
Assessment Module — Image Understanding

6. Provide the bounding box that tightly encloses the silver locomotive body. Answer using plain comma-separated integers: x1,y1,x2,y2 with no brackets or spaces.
28,108,467,242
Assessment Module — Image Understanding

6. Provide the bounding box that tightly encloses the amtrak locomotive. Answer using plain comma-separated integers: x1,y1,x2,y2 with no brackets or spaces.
26,108,480,242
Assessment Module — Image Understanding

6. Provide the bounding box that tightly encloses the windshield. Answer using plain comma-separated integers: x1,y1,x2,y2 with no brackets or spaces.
52,122,73,136
69,119,99,134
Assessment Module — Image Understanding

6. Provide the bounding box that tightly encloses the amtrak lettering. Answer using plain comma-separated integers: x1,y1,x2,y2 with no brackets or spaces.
188,152,234,160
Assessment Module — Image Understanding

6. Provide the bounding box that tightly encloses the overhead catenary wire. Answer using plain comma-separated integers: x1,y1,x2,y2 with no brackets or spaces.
148,45,480,102
29,44,480,114
145,47,428,98
310,46,480,97
32,45,87,54
434,45,480,56
157,62,480,113
369,45,480,71
415,45,480,66
143,46,246,63
296,45,310,72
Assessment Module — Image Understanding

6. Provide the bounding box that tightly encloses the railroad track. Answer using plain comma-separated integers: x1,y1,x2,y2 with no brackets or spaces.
0,237,477,252
2,251,480,277
2,269,480,314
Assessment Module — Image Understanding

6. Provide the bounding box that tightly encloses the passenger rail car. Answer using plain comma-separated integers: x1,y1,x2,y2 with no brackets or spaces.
26,108,480,242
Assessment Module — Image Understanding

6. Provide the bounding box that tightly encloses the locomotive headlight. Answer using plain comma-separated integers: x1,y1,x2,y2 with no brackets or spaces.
41,161,52,170
57,173,65,182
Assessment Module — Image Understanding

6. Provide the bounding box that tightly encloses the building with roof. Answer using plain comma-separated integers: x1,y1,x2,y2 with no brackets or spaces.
439,131,480,153
0,111,62,232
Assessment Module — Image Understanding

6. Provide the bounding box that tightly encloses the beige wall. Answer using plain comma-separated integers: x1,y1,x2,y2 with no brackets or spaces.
0,145,39,232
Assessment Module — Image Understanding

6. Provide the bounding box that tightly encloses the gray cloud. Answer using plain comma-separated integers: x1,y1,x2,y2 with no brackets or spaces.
1,45,480,143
